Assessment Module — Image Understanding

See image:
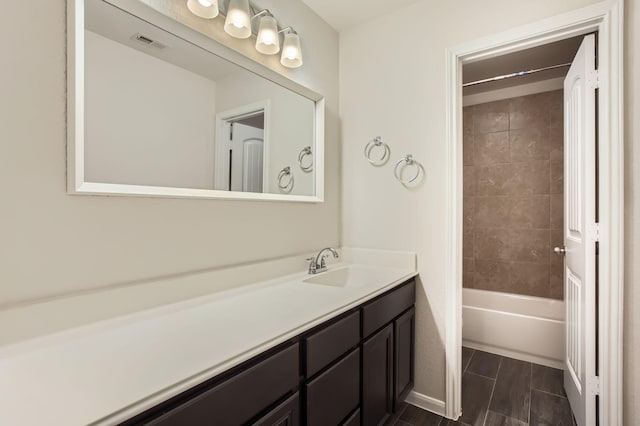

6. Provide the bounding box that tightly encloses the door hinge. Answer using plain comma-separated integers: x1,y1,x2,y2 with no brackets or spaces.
588,375,601,395
588,69,599,89
588,223,600,242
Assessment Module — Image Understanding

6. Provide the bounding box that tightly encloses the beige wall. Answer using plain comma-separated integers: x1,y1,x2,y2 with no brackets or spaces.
0,0,339,306
85,30,218,189
340,0,614,403
624,0,639,423
463,91,564,299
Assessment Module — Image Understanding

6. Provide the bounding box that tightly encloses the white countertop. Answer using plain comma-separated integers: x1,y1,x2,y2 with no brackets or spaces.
0,258,417,426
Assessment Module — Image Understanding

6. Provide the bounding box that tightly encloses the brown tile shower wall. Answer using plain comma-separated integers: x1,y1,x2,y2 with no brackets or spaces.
463,90,564,300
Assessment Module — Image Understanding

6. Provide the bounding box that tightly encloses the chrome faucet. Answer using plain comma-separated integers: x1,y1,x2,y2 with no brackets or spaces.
306,247,339,274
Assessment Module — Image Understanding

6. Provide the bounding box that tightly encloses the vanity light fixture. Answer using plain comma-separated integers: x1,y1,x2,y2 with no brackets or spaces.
186,0,304,68
224,0,252,39
187,0,219,19
254,10,280,55
279,27,303,68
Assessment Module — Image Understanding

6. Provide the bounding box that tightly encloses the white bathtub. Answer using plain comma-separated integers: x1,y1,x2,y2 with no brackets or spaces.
462,288,565,369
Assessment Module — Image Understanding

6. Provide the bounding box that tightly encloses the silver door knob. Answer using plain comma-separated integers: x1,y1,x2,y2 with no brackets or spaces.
554,246,566,255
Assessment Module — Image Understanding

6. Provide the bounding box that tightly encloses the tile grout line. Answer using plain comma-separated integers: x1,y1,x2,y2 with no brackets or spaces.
464,370,497,381
464,348,475,373
531,387,570,398
481,356,502,426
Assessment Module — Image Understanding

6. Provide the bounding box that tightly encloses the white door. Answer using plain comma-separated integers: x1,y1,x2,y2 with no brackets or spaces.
229,122,264,192
562,34,597,426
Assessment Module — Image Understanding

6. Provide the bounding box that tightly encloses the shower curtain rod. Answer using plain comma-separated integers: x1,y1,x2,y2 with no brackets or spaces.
463,62,572,87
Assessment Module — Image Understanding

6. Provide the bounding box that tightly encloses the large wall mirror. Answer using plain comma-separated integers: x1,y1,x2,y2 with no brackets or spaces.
67,0,324,202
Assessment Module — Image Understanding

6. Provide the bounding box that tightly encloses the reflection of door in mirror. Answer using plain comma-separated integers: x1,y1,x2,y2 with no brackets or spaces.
228,116,264,193
215,104,268,193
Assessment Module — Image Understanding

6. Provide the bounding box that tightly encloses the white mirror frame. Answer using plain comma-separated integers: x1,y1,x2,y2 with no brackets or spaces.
67,0,325,202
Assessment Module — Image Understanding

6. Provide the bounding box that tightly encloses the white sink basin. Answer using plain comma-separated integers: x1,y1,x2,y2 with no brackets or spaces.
303,265,398,288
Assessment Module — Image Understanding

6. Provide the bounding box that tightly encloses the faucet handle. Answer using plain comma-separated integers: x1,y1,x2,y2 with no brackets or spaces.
305,257,316,273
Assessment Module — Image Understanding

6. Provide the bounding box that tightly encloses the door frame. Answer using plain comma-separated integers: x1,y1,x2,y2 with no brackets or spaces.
214,100,271,191
443,1,624,424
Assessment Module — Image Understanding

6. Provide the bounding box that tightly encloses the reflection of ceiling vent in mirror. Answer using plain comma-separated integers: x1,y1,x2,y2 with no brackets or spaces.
130,33,167,49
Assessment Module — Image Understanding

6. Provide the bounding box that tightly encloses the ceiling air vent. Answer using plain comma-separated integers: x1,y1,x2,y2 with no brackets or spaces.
130,33,167,49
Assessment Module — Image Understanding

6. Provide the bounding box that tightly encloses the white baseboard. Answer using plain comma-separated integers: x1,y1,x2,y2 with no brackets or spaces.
405,391,446,417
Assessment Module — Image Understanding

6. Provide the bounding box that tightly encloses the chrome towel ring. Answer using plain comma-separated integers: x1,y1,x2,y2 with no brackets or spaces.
277,166,294,191
364,136,390,166
394,154,421,184
298,146,313,172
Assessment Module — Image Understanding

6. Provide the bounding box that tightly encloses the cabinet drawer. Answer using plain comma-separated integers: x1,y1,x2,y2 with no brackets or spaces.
341,409,360,426
148,343,299,426
305,311,360,377
362,280,415,337
252,392,300,426
306,348,360,426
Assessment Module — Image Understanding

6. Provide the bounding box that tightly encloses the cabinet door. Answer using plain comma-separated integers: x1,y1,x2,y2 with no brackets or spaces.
253,393,300,426
362,324,393,426
394,307,415,408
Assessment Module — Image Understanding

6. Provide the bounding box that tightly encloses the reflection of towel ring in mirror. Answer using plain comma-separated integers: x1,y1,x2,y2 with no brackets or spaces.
394,154,421,184
364,136,390,166
298,146,313,172
277,166,294,191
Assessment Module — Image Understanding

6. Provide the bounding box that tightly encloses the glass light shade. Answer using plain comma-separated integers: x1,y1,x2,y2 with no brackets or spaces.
255,15,280,55
186,0,219,19
224,0,251,39
280,32,303,68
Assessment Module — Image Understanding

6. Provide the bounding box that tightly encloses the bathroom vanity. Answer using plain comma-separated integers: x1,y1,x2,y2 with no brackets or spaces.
0,250,417,426
124,279,416,426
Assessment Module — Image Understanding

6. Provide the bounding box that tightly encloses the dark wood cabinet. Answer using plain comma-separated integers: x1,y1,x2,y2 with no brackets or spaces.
253,393,300,426
306,348,360,426
146,344,299,426
362,281,415,337
125,278,416,426
362,324,394,426
305,311,360,377
394,307,415,409
362,280,416,426
341,409,360,426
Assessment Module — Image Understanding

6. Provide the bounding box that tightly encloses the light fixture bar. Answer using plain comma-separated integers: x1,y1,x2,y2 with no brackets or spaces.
278,26,296,35
186,0,303,68
252,9,271,19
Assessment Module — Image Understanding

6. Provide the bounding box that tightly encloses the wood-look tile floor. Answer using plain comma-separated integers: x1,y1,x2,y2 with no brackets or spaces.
394,347,576,426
